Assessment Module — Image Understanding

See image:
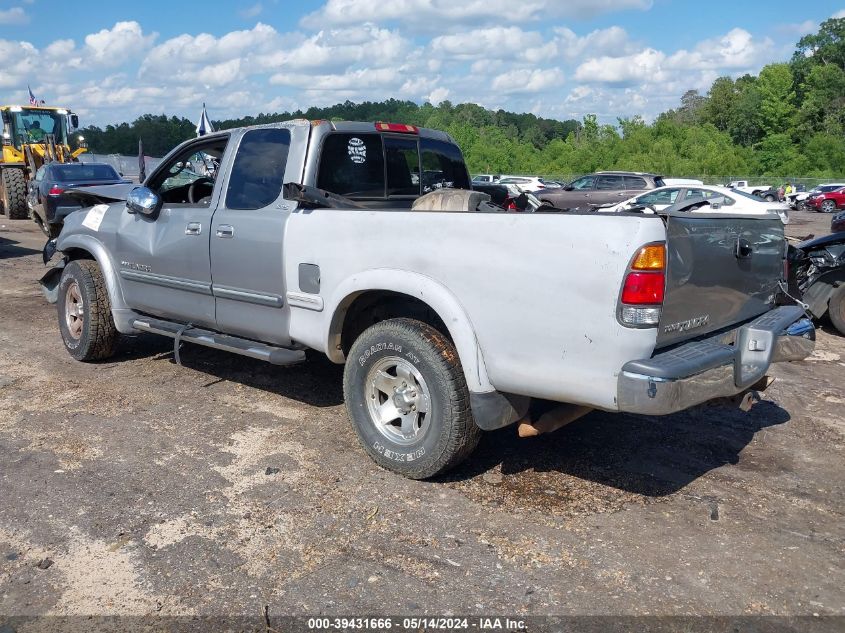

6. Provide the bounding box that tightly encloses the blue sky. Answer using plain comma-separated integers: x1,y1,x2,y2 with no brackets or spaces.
1,0,843,127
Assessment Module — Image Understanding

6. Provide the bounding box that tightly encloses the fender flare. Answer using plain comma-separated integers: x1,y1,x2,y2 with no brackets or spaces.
324,269,494,393
55,233,135,333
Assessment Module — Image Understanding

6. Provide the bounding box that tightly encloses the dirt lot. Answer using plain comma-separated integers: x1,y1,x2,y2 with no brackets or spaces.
0,210,843,626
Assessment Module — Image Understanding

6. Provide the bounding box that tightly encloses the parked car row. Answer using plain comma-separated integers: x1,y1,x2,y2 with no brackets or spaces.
785,182,845,213
606,184,790,224
471,174,565,192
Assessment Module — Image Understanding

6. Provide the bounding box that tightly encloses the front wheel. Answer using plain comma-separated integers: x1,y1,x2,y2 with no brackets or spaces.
57,260,119,361
343,318,481,479
821,200,837,213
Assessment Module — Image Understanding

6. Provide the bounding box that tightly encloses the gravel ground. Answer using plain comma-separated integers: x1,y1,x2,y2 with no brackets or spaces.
0,209,843,628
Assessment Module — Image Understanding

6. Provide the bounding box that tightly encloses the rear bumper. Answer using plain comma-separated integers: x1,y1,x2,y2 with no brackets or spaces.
617,306,814,415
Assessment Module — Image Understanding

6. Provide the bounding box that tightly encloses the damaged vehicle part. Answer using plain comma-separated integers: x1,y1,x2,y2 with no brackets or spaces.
788,232,845,335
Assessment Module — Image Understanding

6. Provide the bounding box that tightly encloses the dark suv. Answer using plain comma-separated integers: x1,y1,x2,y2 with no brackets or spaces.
539,171,664,210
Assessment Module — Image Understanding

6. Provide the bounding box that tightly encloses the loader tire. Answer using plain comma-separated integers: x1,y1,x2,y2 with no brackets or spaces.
0,168,28,219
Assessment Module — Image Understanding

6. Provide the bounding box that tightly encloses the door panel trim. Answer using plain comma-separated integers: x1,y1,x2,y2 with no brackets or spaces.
213,285,284,308
119,269,212,295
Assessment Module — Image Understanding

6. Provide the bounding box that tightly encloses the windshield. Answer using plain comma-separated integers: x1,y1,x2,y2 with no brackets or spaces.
9,108,68,147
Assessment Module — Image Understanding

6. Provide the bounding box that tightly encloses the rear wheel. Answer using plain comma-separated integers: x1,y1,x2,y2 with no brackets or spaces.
57,260,119,361
343,318,481,479
0,167,28,219
821,200,837,213
829,286,845,336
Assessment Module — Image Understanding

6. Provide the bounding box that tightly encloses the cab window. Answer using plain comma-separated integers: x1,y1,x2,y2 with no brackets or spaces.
420,138,470,193
317,133,385,198
226,128,291,210
148,136,228,206
385,136,420,197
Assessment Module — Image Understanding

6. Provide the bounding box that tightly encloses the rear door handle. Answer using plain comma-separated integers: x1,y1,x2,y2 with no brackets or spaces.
216,224,234,238
185,222,202,236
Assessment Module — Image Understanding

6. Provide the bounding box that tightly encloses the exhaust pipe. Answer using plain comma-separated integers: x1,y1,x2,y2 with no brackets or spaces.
518,404,593,438
712,376,774,412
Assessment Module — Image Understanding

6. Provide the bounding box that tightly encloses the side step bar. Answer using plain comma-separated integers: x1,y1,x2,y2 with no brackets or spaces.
131,317,306,366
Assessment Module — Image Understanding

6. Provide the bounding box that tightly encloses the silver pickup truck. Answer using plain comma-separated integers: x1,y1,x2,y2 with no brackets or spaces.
40,120,815,479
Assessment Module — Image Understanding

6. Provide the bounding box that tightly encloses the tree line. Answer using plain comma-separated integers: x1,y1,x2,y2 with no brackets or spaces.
76,18,845,179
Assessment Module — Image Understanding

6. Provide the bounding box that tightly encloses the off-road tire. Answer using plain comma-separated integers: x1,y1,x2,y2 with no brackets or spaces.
343,318,481,479
829,286,845,336
1,168,28,219
57,260,119,361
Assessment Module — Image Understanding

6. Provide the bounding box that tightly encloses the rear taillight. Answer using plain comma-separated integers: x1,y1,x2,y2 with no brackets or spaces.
621,272,665,304
619,243,666,327
48,185,64,196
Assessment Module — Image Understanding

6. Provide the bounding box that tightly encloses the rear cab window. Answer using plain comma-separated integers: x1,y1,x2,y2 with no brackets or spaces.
315,131,469,201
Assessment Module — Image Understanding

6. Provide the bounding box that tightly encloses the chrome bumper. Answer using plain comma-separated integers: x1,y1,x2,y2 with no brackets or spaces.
617,306,814,416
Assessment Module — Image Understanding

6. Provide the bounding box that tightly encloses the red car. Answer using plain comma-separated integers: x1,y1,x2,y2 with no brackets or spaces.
808,186,845,213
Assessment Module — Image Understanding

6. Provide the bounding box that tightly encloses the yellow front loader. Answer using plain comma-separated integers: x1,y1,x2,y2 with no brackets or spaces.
0,105,86,219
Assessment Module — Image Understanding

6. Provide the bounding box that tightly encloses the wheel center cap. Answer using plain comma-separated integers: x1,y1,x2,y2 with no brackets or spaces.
392,387,416,413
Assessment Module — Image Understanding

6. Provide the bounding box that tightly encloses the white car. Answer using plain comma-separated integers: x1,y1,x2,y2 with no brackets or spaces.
497,176,561,193
607,185,790,224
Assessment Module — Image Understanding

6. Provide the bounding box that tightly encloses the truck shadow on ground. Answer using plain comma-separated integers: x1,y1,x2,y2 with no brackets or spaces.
0,236,41,260
115,335,792,496
115,335,345,408
445,400,791,497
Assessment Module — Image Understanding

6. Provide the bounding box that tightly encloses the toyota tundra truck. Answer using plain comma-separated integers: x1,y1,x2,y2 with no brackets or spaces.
39,120,815,479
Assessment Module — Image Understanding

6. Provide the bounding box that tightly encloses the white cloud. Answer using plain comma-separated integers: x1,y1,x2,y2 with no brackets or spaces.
0,7,28,25
302,0,652,28
84,21,157,67
575,48,665,84
492,68,564,94
833,9,845,18
427,86,450,104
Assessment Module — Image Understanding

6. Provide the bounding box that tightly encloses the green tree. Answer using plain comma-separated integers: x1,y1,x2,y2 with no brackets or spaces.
756,63,797,135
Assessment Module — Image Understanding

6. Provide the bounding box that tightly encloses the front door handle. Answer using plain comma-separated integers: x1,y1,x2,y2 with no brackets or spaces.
185,222,202,236
216,224,234,239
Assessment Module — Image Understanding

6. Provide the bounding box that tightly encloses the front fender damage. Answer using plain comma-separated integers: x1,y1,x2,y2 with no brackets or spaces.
40,258,66,304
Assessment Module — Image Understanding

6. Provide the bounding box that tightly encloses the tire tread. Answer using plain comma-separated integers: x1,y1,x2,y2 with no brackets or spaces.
344,318,481,479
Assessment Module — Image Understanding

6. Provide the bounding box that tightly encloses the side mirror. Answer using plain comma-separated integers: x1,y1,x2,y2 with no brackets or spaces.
564,185,574,191
70,114,79,129
126,186,161,217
